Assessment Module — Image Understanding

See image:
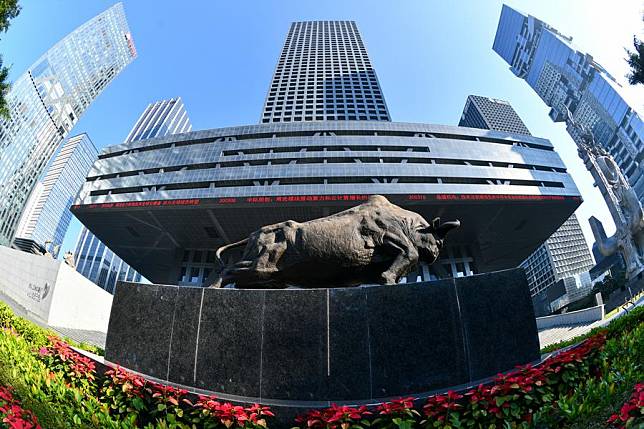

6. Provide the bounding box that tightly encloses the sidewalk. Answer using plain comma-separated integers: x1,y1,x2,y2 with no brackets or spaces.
538,294,644,348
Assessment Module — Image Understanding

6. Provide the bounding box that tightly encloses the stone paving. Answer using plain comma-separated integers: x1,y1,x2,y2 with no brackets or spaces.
538,295,643,349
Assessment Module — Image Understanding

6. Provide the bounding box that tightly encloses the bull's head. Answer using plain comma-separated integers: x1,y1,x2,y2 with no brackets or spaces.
415,218,461,264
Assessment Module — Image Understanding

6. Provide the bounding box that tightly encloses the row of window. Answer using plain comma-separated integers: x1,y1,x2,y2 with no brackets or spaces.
89,154,565,181
98,129,555,160
89,176,566,197
263,115,388,123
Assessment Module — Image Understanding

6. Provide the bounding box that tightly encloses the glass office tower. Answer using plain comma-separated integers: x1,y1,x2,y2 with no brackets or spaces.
493,4,644,201
0,2,136,247
73,226,142,293
261,21,390,123
124,97,191,143
14,134,97,257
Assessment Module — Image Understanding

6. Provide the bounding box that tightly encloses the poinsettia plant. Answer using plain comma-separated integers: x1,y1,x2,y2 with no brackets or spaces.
0,385,42,429
607,382,643,428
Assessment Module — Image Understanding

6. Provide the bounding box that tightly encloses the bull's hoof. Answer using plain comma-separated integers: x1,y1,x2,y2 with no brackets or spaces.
208,278,224,288
379,273,398,285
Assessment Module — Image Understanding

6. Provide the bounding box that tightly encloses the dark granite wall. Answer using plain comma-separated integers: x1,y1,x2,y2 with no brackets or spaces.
106,269,539,402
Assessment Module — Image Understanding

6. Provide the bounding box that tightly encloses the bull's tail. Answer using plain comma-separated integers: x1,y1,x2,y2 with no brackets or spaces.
215,238,249,265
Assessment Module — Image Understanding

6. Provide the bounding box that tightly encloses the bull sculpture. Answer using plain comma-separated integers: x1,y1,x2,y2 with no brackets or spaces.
208,195,460,288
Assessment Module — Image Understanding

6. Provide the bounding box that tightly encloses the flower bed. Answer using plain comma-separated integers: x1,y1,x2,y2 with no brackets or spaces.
294,334,607,429
0,385,41,429
608,383,643,428
0,300,641,428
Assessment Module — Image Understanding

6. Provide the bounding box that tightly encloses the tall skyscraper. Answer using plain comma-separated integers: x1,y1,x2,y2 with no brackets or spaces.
73,226,142,293
493,4,644,201
14,134,97,257
520,214,594,295
457,95,594,308
459,95,531,135
123,97,191,143
73,97,191,292
261,21,390,123
0,3,136,247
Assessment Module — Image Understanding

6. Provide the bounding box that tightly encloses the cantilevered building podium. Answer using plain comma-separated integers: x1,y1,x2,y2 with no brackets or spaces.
80,19,570,417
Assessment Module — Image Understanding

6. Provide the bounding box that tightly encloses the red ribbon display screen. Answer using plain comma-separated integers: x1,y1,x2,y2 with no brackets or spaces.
72,194,580,211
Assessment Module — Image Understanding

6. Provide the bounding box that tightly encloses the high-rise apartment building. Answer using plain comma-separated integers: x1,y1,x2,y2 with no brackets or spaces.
459,95,531,135
72,97,190,292
261,21,390,123
0,3,136,247
73,226,142,293
457,95,594,310
14,134,97,257
493,4,644,201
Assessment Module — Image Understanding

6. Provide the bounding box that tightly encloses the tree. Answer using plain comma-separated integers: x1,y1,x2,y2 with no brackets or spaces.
0,0,20,118
625,16,644,86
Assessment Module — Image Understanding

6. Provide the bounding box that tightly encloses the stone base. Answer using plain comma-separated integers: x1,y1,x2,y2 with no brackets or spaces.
106,268,539,402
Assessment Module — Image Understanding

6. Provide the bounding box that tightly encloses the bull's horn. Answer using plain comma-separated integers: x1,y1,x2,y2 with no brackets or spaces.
432,217,440,230
436,220,460,238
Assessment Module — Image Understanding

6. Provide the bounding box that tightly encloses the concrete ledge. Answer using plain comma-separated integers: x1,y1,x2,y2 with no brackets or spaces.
536,305,605,330
0,245,112,332
106,268,539,402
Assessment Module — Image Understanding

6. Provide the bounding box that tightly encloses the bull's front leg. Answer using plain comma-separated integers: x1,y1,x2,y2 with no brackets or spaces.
379,232,419,285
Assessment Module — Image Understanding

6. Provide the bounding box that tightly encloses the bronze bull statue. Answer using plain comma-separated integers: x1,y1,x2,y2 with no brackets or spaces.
208,195,459,288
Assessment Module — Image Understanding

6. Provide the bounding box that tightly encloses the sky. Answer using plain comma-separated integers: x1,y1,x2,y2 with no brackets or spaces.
1,0,643,259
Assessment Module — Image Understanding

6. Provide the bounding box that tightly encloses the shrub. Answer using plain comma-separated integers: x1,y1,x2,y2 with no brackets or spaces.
0,384,41,428
0,328,124,428
295,404,372,429
0,298,641,428
608,383,644,428
38,335,98,395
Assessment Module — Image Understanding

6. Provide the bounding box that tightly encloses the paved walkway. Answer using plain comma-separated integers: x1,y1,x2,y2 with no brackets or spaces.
538,295,644,349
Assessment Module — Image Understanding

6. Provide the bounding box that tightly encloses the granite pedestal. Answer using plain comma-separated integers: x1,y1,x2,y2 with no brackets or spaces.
106,268,539,403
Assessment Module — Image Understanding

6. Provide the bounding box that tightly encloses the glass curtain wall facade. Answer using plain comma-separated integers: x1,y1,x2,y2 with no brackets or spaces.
0,2,136,246
14,134,97,257
73,226,141,293
493,4,644,201
124,97,191,143
261,21,390,123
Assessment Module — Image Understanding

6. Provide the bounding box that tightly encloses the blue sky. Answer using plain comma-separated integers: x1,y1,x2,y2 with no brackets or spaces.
2,0,643,258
